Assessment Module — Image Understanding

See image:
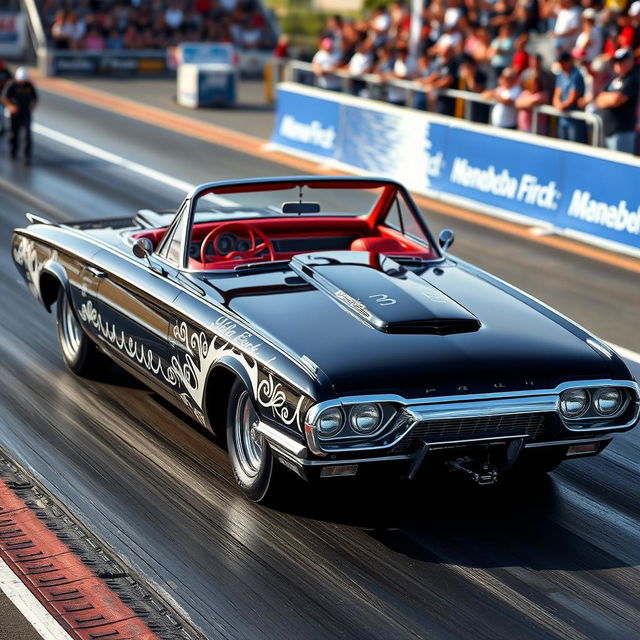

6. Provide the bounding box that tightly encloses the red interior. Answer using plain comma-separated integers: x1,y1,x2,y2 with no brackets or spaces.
133,216,435,270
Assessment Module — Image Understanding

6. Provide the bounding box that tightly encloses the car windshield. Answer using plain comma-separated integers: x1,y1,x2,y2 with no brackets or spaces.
139,178,440,271
193,184,386,222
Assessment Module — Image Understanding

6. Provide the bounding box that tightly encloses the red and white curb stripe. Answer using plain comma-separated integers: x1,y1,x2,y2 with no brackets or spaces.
0,480,160,640
0,556,70,639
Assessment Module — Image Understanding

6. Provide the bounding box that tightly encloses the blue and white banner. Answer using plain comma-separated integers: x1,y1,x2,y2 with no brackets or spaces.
272,84,640,253
177,42,235,65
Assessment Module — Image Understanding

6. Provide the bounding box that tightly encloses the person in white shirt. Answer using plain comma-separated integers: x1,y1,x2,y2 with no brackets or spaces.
312,38,343,91
371,7,391,43
573,9,603,65
348,37,374,96
483,68,522,129
385,45,417,105
348,39,374,76
553,0,582,52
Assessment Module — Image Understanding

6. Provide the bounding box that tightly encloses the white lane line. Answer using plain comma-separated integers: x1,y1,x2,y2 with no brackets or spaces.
32,123,236,207
0,556,70,640
609,343,640,365
31,123,640,369
34,122,194,193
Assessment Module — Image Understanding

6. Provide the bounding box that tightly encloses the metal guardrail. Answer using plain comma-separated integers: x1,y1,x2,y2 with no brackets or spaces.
270,59,603,148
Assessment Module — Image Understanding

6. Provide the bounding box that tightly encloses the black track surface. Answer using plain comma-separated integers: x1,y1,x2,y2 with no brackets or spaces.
0,92,639,639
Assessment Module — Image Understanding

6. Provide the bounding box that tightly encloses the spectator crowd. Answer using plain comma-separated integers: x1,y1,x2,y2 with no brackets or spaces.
309,0,640,154
41,0,276,52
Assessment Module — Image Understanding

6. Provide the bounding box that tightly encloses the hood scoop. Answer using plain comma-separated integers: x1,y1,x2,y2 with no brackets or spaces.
291,252,481,335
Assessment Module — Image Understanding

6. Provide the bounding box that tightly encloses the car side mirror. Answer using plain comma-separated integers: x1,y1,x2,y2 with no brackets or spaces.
132,237,153,260
438,229,455,252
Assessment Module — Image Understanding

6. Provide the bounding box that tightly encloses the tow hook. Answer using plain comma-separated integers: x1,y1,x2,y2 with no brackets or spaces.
448,457,498,486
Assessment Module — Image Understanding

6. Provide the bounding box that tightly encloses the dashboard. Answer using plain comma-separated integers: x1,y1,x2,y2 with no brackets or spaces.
191,232,359,259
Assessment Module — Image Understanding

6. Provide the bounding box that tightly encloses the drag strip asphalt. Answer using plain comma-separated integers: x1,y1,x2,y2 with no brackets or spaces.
0,99,638,639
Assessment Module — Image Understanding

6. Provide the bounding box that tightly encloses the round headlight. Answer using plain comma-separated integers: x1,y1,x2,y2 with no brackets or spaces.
593,388,622,416
350,403,382,434
559,389,589,418
316,408,343,437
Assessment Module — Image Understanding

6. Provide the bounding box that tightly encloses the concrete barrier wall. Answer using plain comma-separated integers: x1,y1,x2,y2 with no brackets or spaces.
271,83,640,257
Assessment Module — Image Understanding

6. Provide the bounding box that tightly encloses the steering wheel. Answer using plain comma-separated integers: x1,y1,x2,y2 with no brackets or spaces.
200,222,276,265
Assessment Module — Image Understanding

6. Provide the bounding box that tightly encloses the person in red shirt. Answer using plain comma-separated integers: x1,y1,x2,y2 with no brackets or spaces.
616,12,637,49
274,34,289,58
512,33,530,76
195,0,212,14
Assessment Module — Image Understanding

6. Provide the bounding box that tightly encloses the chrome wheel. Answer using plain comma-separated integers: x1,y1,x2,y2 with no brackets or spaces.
233,390,263,477
61,295,81,361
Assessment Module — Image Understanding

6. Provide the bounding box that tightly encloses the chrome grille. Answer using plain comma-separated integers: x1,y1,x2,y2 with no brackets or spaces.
394,413,549,452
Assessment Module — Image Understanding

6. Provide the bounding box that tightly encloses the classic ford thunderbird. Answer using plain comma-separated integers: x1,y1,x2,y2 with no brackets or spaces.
12,177,639,501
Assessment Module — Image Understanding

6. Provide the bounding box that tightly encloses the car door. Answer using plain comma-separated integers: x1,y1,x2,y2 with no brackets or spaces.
91,250,179,392
90,210,189,393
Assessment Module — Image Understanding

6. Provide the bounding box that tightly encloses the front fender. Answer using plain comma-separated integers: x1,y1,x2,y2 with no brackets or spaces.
203,355,311,436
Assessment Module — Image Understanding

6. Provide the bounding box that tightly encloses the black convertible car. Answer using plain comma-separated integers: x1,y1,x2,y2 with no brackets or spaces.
12,176,639,501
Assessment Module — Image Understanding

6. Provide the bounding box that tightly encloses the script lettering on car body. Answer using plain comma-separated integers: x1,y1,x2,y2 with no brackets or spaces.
335,289,371,319
369,293,397,306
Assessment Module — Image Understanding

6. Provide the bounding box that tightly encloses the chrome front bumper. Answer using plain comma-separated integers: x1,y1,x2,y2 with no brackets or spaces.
255,421,614,478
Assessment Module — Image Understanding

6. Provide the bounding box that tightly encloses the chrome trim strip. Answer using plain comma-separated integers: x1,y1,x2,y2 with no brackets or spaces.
300,454,413,467
423,433,529,447
305,379,640,423
255,422,307,458
525,436,611,448
586,338,614,359
284,436,614,470
405,396,558,421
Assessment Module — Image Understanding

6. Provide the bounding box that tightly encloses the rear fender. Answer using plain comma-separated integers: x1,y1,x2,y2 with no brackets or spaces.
12,233,49,306
39,261,70,312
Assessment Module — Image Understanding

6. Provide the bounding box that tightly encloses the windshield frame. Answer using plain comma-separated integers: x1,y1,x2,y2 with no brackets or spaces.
176,176,443,272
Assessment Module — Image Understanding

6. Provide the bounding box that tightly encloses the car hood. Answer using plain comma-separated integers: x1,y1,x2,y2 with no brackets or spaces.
222,252,627,399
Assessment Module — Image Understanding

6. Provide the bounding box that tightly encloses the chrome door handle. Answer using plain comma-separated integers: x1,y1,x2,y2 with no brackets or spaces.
86,266,105,278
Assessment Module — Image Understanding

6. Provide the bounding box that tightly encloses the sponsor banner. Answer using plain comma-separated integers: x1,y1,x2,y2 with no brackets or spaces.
272,89,339,158
0,12,25,56
50,52,171,76
556,153,640,242
443,128,562,225
272,84,640,252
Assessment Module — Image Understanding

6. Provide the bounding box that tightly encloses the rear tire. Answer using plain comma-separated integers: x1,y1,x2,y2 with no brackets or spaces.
56,288,107,377
226,378,285,503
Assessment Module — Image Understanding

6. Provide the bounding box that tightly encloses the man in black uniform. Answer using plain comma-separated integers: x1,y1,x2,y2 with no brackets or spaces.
595,49,639,154
2,67,38,165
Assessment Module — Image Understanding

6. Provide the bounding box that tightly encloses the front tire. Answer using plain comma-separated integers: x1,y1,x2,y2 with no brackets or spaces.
56,288,107,377
226,379,283,503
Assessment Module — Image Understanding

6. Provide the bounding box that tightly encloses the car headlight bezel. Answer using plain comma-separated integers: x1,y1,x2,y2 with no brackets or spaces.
559,388,590,418
593,388,622,416
349,403,382,435
316,407,344,438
